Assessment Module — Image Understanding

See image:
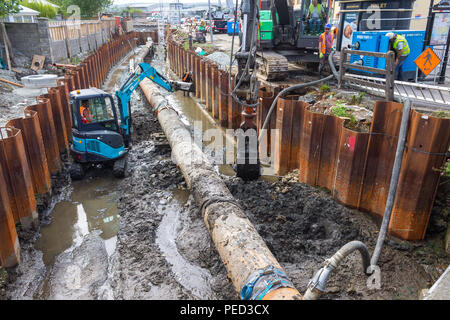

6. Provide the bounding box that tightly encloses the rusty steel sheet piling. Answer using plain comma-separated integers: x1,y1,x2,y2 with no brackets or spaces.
195,55,200,99
200,60,207,104
212,64,220,119
358,101,404,217
56,81,73,143
139,77,302,300
194,55,200,99
315,114,344,190
228,74,242,130
273,97,306,176
6,111,51,197
43,88,69,154
0,127,38,229
389,109,450,240
26,99,61,174
218,70,229,127
257,89,277,160
206,61,212,112
332,128,370,208
0,165,20,268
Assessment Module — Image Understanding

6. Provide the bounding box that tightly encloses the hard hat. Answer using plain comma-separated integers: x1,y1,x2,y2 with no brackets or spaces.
325,23,331,29
386,32,396,39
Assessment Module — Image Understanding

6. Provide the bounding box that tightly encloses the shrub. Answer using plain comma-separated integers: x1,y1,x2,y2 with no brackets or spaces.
21,0,57,19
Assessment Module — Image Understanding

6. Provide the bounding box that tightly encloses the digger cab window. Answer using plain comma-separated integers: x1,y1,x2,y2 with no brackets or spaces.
302,0,329,36
87,97,115,123
75,96,118,131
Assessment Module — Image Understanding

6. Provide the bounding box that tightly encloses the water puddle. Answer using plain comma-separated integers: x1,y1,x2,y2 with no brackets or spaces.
35,170,120,266
156,188,216,300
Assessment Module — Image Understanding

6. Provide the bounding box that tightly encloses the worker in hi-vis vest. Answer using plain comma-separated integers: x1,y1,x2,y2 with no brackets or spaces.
318,24,333,76
386,32,410,81
307,0,325,35
80,100,93,124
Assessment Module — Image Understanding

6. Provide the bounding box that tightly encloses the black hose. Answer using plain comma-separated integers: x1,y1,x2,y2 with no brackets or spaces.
257,74,334,142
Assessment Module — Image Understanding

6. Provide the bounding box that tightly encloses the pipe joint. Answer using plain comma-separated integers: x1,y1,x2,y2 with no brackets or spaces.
307,265,333,294
304,241,371,300
240,265,296,300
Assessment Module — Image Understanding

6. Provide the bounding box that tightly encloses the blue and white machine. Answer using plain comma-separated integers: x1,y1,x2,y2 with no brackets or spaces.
349,30,426,81
69,62,193,179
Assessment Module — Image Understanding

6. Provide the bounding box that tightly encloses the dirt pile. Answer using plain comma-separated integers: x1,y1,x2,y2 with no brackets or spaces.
110,94,236,300
0,267,7,300
223,171,448,299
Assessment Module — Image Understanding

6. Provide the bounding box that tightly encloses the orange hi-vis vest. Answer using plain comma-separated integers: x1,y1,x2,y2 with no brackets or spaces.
319,32,334,55
80,106,92,124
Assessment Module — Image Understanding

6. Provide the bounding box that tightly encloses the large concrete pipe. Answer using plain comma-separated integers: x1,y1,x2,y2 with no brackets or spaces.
139,77,302,300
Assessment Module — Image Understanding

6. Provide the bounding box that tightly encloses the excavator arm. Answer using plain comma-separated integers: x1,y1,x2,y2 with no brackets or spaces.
116,62,194,144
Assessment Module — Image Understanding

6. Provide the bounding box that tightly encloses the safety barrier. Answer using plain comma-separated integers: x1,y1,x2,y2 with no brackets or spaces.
166,39,450,241
0,32,139,267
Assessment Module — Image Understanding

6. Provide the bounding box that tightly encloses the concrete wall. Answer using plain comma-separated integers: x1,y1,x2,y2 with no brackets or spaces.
51,40,68,62
67,38,81,57
6,18,119,64
5,22,41,59
95,32,103,47
5,18,55,64
80,36,89,52
87,34,97,51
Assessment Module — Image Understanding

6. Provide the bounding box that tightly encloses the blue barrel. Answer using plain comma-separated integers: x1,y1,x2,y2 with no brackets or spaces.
227,21,239,35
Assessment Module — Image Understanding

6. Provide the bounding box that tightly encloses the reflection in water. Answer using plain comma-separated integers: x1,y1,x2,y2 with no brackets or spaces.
156,188,215,300
35,171,120,266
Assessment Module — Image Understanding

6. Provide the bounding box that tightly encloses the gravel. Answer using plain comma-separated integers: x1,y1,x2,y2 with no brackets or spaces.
205,51,236,71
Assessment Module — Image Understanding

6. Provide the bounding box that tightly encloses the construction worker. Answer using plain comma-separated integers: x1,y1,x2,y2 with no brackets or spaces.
386,32,410,81
182,71,193,96
318,23,333,76
80,100,93,124
199,21,206,34
307,0,325,35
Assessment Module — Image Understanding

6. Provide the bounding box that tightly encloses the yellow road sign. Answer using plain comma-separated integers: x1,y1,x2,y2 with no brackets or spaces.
415,47,441,76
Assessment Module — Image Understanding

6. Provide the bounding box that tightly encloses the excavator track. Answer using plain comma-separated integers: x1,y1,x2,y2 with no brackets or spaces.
256,50,289,81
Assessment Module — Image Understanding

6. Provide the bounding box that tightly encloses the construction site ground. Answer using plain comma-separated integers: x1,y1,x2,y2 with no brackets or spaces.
0,36,449,300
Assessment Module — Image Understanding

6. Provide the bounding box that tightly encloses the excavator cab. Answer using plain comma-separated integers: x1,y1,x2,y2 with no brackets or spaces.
69,88,127,180
300,0,330,36
263,0,331,49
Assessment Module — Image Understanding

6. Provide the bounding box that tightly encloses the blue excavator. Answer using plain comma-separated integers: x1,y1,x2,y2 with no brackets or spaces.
69,62,193,179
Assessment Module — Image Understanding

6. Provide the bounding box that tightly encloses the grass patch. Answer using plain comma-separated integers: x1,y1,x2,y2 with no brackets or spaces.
70,56,82,65
349,92,366,105
431,110,450,119
320,84,330,93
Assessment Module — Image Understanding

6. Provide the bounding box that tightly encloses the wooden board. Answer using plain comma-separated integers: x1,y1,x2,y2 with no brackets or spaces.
31,55,45,71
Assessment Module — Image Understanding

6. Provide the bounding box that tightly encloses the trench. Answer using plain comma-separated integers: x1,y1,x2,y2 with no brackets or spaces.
6,42,445,301
7,44,237,300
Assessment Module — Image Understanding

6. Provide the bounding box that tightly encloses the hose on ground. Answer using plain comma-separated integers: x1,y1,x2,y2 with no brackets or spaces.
303,241,371,300
257,74,334,143
369,98,412,268
257,51,340,143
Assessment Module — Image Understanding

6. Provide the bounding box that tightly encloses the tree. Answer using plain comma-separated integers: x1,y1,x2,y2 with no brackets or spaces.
21,0,57,19
121,6,144,18
48,0,113,18
1,1,20,70
0,0,20,17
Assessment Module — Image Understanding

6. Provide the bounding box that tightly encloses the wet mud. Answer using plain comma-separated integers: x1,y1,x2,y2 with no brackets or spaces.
224,172,449,299
110,93,236,300
3,45,448,301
